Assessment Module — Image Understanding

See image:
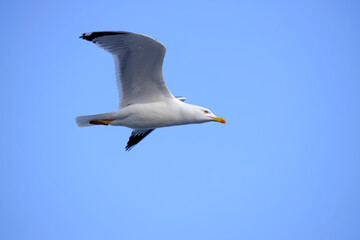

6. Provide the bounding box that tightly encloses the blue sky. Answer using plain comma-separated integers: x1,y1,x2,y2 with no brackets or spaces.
1,0,359,239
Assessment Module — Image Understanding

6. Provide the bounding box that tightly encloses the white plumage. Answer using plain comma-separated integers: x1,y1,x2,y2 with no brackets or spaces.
76,31,226,150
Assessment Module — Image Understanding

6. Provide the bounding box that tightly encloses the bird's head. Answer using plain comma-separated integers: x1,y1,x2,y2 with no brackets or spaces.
196,106,227,124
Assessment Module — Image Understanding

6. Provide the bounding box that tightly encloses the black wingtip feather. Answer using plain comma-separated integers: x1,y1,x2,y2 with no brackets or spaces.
80,31,129,42
125,129,155,151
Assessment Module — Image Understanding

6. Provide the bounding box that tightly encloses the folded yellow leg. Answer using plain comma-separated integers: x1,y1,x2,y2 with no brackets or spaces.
89,119,114,125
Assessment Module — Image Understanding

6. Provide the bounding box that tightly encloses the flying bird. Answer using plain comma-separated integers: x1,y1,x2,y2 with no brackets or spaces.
76,31,226,151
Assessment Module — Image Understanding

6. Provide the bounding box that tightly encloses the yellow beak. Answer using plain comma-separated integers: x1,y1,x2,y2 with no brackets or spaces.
212,116,227,124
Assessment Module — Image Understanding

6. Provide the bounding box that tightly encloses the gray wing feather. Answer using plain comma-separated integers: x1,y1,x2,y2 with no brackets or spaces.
81,31,174,108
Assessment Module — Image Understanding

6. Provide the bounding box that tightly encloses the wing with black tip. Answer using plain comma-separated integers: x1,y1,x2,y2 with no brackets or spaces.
125,129,155,151
80,31,175,108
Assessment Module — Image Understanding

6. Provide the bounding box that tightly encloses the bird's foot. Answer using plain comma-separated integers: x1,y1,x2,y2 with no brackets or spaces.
89,119,114,125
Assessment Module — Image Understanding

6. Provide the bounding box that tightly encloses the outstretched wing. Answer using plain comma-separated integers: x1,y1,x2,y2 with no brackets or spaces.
81,31,175,108
126,129,155,151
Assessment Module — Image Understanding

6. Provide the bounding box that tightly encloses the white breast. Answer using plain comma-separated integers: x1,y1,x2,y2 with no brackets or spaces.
110,99,203,129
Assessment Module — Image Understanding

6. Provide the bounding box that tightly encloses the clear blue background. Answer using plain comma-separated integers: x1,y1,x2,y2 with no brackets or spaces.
1,0,359,239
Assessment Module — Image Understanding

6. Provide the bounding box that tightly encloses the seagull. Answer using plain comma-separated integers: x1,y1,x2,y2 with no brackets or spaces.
76,31,226,151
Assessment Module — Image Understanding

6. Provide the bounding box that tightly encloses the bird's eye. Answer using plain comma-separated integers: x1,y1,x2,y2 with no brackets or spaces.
204,110,210,114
